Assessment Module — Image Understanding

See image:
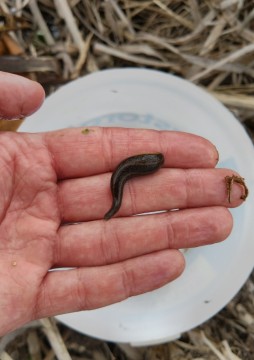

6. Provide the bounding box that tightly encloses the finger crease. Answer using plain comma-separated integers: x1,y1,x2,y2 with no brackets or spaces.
165,216,176,248
111,225,122,263
76,269,89,310
120,264,133,299
127,181,138,216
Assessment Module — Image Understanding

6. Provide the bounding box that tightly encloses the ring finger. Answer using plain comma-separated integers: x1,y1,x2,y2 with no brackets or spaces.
54,206,232,268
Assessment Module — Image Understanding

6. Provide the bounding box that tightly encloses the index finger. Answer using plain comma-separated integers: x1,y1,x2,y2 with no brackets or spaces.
44,127,219,179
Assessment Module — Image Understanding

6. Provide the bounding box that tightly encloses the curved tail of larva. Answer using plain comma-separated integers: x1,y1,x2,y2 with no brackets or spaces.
104,199,121,220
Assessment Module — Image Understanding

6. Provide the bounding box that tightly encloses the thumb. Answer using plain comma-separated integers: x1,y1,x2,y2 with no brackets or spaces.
0,71,45,120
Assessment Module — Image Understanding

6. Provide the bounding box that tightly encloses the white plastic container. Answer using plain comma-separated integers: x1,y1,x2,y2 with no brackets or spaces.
20,69,254,346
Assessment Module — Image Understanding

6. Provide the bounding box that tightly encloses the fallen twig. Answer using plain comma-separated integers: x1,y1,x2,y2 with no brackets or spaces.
29,0,55,46
39,318,72,360
53,0,84,52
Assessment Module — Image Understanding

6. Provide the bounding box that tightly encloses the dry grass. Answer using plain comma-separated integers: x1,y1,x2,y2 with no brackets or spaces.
0,0,254,359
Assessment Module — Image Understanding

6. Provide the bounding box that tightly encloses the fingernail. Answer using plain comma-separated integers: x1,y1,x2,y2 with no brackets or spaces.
0,115,25,121
215,147,219,163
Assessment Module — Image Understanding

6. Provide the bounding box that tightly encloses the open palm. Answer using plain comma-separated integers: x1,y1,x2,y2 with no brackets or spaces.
0,72,244,336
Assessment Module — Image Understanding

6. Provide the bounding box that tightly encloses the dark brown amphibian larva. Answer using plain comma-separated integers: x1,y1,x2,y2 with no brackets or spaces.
104,153,164,220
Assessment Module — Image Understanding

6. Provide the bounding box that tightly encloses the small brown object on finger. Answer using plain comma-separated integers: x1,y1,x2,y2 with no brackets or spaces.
225,175,249,203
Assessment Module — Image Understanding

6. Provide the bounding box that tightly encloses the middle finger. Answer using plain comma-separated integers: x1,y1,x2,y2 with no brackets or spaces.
58,168,243,222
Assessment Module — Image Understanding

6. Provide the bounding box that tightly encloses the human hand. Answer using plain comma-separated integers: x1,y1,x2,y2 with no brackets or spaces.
0,72,245,336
